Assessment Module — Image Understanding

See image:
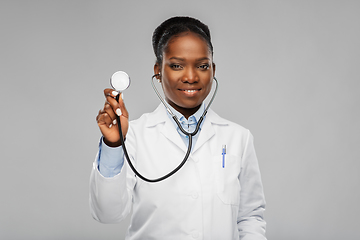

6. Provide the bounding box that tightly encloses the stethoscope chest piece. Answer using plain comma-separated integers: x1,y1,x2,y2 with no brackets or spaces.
110,71,131,92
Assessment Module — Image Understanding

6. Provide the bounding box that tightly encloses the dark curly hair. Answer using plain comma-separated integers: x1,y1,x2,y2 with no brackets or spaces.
152,16,213,66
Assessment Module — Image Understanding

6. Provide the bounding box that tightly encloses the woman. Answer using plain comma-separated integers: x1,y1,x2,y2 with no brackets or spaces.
90,16,267,240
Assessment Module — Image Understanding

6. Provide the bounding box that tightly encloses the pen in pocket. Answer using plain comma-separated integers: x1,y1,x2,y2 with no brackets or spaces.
222,145,226,168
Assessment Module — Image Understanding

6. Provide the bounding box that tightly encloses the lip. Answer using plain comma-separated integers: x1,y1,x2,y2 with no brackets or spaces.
179,88,201,97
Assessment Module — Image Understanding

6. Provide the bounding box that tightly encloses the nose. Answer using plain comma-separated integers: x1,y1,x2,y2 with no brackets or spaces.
182,67,199,83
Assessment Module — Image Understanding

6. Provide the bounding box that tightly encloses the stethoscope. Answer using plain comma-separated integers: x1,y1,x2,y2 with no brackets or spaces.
110,71,218,182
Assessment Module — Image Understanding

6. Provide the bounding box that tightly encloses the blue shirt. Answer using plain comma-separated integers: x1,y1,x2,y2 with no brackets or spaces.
97,104,206,178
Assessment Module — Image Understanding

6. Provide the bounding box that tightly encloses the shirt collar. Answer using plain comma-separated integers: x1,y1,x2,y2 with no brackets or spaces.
166,103,205,125
145,103,229,128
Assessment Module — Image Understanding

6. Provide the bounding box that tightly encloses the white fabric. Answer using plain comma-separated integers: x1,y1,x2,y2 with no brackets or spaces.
89,104,267,240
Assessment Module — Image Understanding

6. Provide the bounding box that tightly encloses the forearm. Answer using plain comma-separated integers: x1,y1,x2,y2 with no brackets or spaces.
89,138,131,223
89,156,132,223
98,137,124,177
237,131,267,239
238,204,266,240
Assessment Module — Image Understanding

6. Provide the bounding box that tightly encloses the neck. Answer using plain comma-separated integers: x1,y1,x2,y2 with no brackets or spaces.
167,102,201,119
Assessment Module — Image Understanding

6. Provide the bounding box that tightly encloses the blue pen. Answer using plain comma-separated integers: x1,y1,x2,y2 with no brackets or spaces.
222,145,226,168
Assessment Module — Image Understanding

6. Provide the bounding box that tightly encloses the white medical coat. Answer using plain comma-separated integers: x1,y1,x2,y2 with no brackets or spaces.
89,104,266,240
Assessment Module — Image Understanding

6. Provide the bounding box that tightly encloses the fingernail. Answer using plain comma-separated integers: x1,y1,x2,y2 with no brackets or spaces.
113,119,117,125
109,124,112,128
116,108,122,116
112,91,119,96
121,93,124,100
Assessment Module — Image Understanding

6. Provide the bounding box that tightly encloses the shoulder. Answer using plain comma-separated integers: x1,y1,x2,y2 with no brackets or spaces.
205,109,254,157
206,109,253,149
207,109,249,134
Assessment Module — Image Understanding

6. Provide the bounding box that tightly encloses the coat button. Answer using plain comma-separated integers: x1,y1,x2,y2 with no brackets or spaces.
192,191,199,199
191,230,199,239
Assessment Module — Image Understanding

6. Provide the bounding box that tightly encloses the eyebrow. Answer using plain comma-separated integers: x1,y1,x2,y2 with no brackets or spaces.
169,57,211,61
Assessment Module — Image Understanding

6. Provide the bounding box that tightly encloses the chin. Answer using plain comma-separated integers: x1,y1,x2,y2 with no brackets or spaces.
181,102,202,110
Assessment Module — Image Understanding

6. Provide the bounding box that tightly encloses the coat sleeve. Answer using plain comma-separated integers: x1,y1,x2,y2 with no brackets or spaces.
237,131,267,239
89,129,137,223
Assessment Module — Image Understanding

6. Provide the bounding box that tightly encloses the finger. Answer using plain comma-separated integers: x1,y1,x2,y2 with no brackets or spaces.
103,88,128,118
103,103,117,125
104,88,119,98
117,93,129,118
96,109,107,122
96,108,114,127
106,95,122,117
97,111,114,128
96,109,102,122
104,88,121,114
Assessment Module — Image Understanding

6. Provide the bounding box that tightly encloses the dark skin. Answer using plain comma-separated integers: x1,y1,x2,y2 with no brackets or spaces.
96,90,128,147
96,31,215,147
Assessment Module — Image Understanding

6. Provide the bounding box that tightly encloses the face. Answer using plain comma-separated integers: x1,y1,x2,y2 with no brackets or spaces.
154,32,215,118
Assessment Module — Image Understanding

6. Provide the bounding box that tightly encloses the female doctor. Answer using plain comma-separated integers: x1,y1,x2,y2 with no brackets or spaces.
90,16,267,240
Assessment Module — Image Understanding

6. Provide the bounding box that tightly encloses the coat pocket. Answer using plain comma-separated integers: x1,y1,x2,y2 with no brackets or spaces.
212,155,241,206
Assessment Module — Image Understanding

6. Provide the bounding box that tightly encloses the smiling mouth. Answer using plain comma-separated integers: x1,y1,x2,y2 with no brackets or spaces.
180,89,200,92
179,89,201,97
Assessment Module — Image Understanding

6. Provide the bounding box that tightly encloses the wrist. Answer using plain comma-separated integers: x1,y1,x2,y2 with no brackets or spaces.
103,137,122,148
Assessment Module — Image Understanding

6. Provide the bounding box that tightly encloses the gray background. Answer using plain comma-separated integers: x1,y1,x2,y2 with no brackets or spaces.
1,0,359,239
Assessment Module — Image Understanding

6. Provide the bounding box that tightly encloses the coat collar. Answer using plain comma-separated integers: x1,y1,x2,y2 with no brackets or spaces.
145,104,228,153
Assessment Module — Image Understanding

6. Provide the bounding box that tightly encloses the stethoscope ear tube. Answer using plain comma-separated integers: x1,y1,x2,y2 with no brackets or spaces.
116,93,193,182
150,75,218,136
114,75,218,183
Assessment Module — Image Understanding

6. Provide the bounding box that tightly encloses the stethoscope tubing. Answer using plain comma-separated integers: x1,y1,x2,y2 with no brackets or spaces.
115,75,218,183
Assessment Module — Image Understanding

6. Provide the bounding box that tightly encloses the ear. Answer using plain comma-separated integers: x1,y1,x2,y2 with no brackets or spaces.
154,64,161,79
212,62,216,77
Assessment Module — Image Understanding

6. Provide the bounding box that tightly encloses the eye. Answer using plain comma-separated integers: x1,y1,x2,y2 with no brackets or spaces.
198,64,210,70
170,64,183,70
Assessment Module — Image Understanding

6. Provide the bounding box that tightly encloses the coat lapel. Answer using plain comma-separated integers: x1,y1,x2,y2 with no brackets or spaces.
193,109,229,154
146,105,228,154
161,118,187,152
192,114,215,154
146,104,187,152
